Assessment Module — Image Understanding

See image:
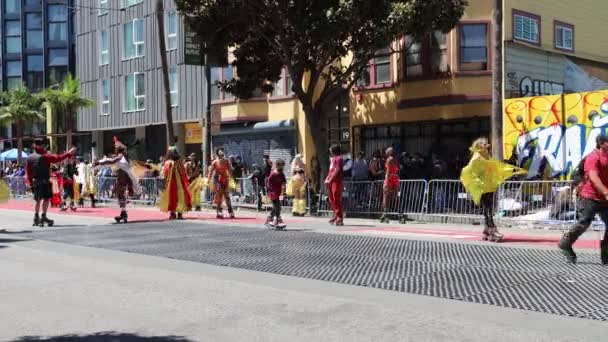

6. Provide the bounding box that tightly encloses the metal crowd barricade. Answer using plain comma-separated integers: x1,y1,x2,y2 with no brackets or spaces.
3,176,29,199
496,180,577,230
95,176,160,205
317,179,428,218
425,179,483,224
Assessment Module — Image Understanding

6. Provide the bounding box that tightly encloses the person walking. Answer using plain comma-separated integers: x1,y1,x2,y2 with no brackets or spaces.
290,154,307,216
208,148,235,219
95,137,142,223
265,159,287,229
160,146,192,220
380,147,399,223
76,157,87,207
467,137,502,242
559,134,608,264
26,139,76,227
60,157,78,211
325,144,344,226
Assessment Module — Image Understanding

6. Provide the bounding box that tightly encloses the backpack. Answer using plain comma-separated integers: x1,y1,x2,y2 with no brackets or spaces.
572,154,589,186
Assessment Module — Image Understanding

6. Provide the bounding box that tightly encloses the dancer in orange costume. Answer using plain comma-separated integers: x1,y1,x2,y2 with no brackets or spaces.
160,146,192,220
208,148,235,219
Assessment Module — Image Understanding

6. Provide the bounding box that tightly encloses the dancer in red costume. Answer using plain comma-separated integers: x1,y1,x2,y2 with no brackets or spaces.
325,144,344,226
380,147,399,223
208,148,235,219
160,146,192,219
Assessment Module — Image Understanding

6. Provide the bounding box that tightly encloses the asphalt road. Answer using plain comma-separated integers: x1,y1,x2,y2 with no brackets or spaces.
1,209,607,342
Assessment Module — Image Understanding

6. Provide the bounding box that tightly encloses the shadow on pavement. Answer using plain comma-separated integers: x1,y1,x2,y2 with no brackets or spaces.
12,332,194,342
0,238,31,244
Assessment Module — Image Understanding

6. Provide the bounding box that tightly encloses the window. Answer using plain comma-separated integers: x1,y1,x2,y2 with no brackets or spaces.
48,4,68,21
513,11,540,44
357,48,392,87
125,73,145,111
555,22,574,51
26,13,43,49
48,4,68,41
166,12,178,51
6,61,22,90
272,72,285,97
100,30,109,65
99,0,109,15
49,49,68,66
101,79,110,115
374,49,391,84
124,19,145,59
169,67,178,107
26,55,44,90
210,66,235,101
405,36,423,77
404,31,449,78
25,0,41,6
5,0,20,14
459,23,489,71
5,20,21,54
429,31,449,74
122,0,143,8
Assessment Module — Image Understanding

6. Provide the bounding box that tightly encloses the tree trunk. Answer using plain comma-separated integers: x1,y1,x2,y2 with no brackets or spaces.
66,112,73,151
156,0,175,146
302,106,329,176
491,0,503,160
16,123,23,166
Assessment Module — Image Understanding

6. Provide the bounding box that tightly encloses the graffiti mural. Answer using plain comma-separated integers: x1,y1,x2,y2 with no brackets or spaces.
503,90,608,179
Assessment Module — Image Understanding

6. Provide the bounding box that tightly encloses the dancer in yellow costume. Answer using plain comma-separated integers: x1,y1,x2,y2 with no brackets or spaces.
289,154,307,216
460,137,526,242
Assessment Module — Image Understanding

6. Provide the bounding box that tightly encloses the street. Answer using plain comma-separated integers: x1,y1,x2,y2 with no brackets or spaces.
1,204,607,341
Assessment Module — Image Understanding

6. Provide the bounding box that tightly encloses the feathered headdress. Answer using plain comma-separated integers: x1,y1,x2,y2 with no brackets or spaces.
113,136,126,150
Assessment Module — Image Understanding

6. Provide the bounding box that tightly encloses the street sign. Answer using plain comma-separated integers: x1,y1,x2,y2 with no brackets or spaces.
184,22,203,65
183,21,228,66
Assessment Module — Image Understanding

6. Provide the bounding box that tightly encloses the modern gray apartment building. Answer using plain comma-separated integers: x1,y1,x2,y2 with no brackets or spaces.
75,0,207,160
1,0,75,150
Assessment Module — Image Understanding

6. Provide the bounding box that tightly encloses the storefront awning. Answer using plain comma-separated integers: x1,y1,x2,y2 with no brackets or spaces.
216,119,295,136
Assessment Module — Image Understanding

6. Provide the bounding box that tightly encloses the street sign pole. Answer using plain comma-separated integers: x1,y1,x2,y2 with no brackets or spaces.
202,56,212,173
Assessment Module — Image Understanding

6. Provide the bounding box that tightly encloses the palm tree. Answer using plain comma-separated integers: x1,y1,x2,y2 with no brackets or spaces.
0,86,45,165
40,73,94,150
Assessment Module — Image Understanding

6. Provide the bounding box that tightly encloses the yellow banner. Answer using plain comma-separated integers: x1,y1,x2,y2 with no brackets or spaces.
503,89,608,178
184,122,202,144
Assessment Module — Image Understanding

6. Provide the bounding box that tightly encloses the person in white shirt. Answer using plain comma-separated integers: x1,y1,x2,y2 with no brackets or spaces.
76,157,86,207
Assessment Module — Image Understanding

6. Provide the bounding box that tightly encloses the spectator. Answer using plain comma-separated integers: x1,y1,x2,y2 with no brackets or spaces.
232,155,243,179
411,153,425,179
369,150,385,181
352,151,369,181
399,152,412,179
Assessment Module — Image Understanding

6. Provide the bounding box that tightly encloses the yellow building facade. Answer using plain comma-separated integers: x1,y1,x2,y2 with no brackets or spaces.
212,0,608,169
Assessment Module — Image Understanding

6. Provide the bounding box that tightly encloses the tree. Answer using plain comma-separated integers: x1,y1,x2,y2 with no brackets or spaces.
0,86,45,165
175,0,466,167
491,0,503,160
156,0,176,146
40,73,94,150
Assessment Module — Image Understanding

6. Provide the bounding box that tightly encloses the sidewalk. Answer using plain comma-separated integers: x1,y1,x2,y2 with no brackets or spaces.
0,199,603,250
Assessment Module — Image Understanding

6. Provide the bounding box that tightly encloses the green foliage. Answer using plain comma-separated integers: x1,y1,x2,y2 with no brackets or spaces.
39,73,95,120
175,0,467,102
0,86,45,127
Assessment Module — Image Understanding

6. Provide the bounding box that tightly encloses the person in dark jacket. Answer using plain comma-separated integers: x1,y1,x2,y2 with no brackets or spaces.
26,139,77,226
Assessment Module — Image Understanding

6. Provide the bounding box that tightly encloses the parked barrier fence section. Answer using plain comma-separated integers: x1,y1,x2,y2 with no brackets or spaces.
2,175,583,229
